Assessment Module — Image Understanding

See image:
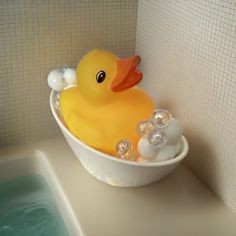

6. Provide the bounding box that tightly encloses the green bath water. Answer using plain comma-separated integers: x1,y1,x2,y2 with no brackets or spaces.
0,174,69,236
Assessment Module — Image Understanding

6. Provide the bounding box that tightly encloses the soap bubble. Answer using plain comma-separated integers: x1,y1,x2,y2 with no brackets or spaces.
48,67,76,91
116,139,133,160
47,69,64,92
63,68,77,86
151,109,171,128
60,65,69,73
147,128,167,147
136,120,153,137
60,66,76,87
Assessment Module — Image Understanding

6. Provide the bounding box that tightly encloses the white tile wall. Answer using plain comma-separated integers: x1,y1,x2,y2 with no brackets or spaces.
0,0,138,147
136,0,236,214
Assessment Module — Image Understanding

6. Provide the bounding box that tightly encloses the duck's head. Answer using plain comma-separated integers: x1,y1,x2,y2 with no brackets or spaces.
76,49,143,104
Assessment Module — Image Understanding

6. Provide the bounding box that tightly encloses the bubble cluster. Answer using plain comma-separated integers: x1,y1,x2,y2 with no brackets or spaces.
54,93,60,110
137,109,171,147
47,67,76,92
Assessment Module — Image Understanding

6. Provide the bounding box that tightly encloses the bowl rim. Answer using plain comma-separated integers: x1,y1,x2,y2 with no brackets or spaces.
50,91,189,167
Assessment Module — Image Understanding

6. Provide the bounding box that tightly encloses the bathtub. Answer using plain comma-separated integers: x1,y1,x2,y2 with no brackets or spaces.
1,137,236,236
0,144,82,236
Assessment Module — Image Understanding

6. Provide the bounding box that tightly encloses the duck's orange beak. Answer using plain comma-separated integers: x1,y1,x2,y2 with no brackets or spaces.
111,55,143,92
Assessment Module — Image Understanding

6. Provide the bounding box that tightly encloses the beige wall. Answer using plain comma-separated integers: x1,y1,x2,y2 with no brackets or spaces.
0,0,138,147
136,0,236,214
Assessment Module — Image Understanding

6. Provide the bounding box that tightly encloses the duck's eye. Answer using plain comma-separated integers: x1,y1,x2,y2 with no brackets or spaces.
96,70,106,83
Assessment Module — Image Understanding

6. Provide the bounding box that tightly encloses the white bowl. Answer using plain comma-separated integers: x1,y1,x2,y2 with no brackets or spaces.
50,91,189,187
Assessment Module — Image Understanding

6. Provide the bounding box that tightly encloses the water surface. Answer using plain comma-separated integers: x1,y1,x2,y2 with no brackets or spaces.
0,174,69,236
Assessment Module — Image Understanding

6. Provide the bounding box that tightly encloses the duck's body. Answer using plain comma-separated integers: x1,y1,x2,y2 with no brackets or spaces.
60,86,154,155
59,49,154,155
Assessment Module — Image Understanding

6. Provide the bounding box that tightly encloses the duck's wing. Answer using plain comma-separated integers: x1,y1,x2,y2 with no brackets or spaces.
67,111,107,150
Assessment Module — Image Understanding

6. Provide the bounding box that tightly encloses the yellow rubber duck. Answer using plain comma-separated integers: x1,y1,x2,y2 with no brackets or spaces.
60,49,154,155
